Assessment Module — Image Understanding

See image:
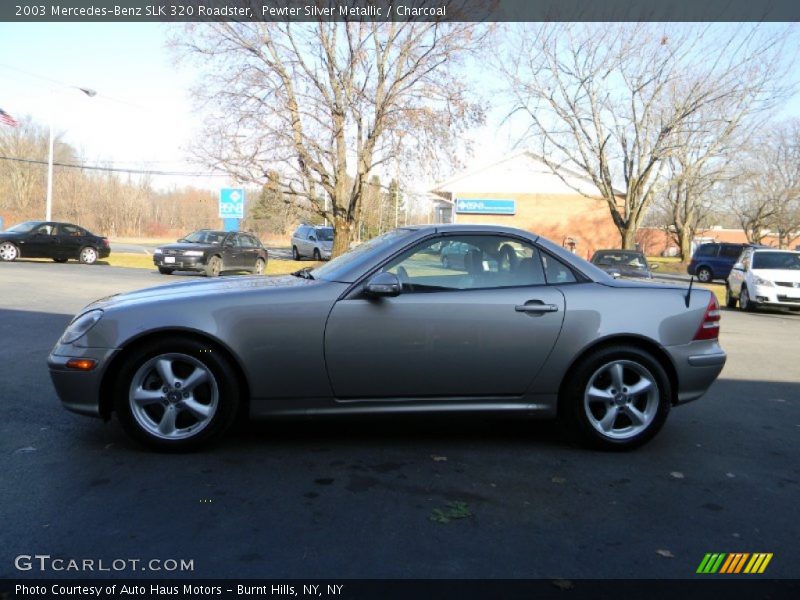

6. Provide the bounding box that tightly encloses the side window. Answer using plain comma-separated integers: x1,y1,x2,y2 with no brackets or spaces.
60,224,84,237
381,235,546,292
696,244,716,257
541,253,578,284
241,235,257,248
719,245,742,258
35,224,55,235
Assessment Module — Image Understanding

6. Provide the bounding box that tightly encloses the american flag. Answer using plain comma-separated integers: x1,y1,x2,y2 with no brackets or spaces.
0,108,19,127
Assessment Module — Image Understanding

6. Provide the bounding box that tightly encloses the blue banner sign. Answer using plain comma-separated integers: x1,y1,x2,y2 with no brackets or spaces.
219,188,245,219
455,198,516,215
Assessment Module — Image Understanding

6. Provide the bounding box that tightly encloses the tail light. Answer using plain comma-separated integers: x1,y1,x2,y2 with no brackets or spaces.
101,238,110,248
693,294,720,340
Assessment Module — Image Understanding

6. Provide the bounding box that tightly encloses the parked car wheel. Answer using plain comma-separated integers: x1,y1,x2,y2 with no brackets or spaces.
696,266,712,283
313,248,321,261
739,286,754,312
79,246,98,264
253,258,266,275
205,256,222,277
52,258,68,264
113,337,241,451
292,246,300,260
725,286,737,308
0,241,19,262
158,267,174,275
562,346,671,450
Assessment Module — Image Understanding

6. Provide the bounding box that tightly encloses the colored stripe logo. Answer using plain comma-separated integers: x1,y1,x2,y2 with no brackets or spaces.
697,553,773,574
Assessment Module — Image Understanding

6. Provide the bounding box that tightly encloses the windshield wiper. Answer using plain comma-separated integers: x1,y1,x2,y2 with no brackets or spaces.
292,267,315,280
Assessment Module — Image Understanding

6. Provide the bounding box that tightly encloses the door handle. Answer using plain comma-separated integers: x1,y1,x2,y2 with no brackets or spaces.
515,303,559,314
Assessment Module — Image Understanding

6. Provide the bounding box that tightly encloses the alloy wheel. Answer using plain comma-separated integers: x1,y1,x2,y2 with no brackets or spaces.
0,242,19,261
583,360,659,441
128,353,219,441
80,247,98,264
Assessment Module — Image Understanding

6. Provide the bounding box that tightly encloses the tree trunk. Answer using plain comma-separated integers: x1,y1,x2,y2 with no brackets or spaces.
331,215,353,258
620,227,637,250
678,227,693,262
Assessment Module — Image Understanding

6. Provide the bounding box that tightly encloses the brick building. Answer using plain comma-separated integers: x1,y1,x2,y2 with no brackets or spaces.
428,151,622,259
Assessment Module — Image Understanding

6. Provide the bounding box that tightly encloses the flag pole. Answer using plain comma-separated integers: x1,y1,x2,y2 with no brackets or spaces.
46,90,55,221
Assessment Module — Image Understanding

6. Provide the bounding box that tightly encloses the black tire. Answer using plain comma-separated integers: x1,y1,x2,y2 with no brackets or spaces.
205,255,222,277
79,246,99,265
725,285,737,308
292,246,301,261
560,345,672,451
113,337,241,452
158,267,174,275
52,258,68,263
739,286,754,312
313,248,321,261
252,258,266,275
696,266,712,283
0,241,20,262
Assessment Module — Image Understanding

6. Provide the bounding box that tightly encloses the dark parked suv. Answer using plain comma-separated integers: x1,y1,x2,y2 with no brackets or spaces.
687,242,752,282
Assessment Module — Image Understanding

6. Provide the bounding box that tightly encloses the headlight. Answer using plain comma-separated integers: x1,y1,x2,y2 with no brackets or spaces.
59,310,103,345
753,276,774,287
154,248,162,254
183,250,204,257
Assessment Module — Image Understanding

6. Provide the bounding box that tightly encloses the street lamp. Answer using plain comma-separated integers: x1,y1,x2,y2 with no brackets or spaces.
45,86,97,222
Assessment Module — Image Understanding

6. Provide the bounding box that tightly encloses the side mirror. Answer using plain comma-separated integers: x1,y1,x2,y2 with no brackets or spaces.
365,272,401,297
610,270,621,279
732,262,744,271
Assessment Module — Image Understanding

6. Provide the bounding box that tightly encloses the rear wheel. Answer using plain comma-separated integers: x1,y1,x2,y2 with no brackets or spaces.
0,242,19,261
313,248,321,261
725,285,737,308
739,286,754,312
696,266,712,283
205,256,222,277
158,267,174,275
113,337,240,451
79,246,98,264
252,258,266,275
292,246,300,260
561,345,671,450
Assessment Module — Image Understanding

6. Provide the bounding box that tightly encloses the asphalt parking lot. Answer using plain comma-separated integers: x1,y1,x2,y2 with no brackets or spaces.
1,260,798,579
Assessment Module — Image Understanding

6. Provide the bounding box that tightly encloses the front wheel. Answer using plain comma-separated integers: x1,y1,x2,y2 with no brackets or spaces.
696,267,712,283
292,246,300,261
158,267,174,275
205,256,222,277
113,337,241,451
739,286,754,312
252,258,266,275
725,286,737,308
0,242,19,262
79,246,98,264
313,248,321,261
561,346,671,450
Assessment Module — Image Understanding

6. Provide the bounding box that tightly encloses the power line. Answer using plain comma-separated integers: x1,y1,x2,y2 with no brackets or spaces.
0,155,226,178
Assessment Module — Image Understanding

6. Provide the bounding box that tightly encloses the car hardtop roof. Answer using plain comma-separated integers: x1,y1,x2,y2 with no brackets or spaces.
402,223,540,239
752,247,800,253
593,248,644,254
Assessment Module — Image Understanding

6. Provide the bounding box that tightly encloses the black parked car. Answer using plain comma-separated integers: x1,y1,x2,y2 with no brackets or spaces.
590,249,658,279
0,220,110,264
153,230,268,277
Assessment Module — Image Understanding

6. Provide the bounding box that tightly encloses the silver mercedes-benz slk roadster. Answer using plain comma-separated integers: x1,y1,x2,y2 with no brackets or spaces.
48,225,726,451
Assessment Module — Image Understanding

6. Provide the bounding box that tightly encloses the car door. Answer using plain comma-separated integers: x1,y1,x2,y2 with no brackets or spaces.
56,223,86,259
220,233,241,269
239,234,259,269
24,222,59,258
727,249,749,295
323,234,567,399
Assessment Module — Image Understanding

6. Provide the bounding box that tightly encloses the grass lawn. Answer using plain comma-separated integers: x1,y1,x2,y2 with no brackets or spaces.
648,256,688,275
101,253,318,276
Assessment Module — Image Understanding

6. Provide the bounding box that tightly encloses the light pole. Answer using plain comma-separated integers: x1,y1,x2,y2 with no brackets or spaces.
45,86,96,222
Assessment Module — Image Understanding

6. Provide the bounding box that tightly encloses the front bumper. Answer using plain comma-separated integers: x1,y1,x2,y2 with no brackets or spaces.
664,341,727,404
751,285,800,308
153,255,204,271
48,347,118,418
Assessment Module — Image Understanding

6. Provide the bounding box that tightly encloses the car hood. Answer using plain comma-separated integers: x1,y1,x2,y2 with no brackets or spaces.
85,274,317,311
0,231,25,239
157,243,218,252
752,269,800,283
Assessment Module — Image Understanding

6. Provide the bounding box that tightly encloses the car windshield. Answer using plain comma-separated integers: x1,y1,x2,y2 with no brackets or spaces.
5,221,40,233
311,228,414,280
316,228,334,241
595,252,647,269
181,231,225,245
752,252,800,270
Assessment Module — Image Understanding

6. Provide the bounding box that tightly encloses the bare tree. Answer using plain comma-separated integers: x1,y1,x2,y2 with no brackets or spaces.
174,19,485,256
499,23,791,248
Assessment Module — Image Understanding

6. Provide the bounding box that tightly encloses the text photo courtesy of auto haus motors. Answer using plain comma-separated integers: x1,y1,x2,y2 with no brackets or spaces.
9,150,729,452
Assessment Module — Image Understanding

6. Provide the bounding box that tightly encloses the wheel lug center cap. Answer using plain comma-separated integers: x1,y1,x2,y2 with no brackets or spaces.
167,391,182,403
614,393,627,405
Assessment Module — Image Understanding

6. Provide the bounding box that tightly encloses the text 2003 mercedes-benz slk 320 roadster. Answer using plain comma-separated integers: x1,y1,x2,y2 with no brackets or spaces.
48,225,726,451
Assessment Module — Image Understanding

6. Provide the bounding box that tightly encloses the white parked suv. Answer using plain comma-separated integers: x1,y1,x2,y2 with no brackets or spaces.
726,248,800,311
